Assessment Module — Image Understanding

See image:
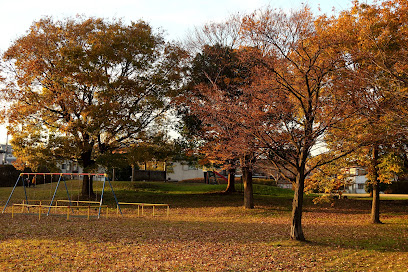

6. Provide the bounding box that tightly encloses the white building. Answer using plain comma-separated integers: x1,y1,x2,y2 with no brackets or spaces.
277,179,293,189
344,166,367,194
0,144,16,165
166,162,204,181
58,160,82,173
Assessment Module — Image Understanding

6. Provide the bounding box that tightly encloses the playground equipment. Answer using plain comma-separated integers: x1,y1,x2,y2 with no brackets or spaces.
213,171,228,182
205,171,228,184
2,173,122,219
117,202,169,217
11,203,109,220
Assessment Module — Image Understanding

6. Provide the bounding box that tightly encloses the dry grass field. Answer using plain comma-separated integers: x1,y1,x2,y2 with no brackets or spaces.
1,181,408,271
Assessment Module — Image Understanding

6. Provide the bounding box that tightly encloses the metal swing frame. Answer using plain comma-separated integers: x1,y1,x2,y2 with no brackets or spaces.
2,173,123,218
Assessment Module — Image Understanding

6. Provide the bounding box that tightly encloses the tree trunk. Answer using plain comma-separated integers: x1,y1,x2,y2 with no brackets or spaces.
290,172,306,241
371,145,382,224
242,166,254,209
204,172,209,184
131,165,135,182
80,150,95,198
224,168,236,193
164,161,167,181
81,174,95,199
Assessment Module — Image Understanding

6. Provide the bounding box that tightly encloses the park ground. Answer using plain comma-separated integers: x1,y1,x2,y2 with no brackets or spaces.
1,181,408,271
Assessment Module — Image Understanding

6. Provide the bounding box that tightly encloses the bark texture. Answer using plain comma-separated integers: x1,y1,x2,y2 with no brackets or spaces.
81,150,95,198
224,168,236,193
81,174,95,199
242,167,254,209
290,172,306,241
371,145,382,224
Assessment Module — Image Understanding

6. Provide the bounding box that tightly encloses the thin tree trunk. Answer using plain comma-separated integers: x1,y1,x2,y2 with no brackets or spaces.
224,168,236,193
290,172,306,241
242,166,254,209
371,145,382,224
131,165,135,182
164,161,167,181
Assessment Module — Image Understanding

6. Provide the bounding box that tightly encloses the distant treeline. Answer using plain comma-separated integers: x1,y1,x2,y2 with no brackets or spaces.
0,165,22,187
0,165,52,187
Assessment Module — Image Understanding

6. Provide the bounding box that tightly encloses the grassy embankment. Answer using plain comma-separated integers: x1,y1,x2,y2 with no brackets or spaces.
1,180,408,271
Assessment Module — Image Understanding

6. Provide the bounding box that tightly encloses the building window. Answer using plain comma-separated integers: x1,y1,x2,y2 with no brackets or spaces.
358,184,365,190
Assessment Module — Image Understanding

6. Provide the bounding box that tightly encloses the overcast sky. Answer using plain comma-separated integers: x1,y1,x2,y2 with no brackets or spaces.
0,0,373,144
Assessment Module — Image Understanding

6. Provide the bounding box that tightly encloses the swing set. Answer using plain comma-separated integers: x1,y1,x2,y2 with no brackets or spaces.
2,173,123,219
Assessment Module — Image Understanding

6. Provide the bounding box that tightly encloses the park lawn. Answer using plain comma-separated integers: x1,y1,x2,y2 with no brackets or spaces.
0,181,408,271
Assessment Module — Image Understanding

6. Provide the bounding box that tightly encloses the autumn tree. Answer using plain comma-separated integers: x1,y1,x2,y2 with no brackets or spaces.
304,154,352,202
187,42,258,205
324,0,408,223
0,17,186,197
240,6,361,240
306,148,405,206
325,84,399,224
182,16,262,204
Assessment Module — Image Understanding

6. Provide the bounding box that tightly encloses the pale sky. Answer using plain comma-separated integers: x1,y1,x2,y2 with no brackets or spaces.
0,0,373,144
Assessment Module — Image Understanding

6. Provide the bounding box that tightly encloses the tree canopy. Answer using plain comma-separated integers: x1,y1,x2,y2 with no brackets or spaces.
0,17,187,196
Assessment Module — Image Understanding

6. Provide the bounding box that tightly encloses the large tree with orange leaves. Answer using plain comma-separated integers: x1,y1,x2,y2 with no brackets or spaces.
325,0,408,224
239,6,363,240
186,7,362,240
0,17,186,197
